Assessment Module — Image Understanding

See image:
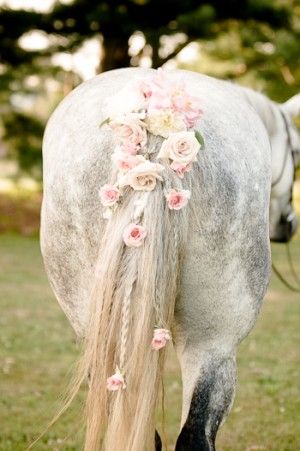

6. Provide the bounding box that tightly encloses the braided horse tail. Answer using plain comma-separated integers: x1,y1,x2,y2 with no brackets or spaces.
76,139,189,451
33,69,203,451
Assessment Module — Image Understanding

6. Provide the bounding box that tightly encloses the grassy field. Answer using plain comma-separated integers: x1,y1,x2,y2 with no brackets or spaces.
0,231,299,451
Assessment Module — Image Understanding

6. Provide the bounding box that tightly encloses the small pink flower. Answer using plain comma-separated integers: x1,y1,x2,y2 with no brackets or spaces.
119,141,139,155
151,328,171,350
165,189,191,210
107,371,126,391
99,184,120,207
182,101,203,128
112,151,145,172
109,115,147,154
140,68,167,100
170,161,192,179
139,79,153,99
123,223,147,247
171,87,203,128
148,92,172,113
142,71,203,128
143,70,174,113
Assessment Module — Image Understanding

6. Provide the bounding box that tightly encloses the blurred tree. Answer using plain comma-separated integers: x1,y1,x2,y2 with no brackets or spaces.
25,0,291,71
183,3,300,102
0,7,81,174
0,0,298,174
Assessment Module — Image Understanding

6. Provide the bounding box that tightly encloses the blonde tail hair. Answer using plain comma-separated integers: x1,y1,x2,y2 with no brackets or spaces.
71,142,189,451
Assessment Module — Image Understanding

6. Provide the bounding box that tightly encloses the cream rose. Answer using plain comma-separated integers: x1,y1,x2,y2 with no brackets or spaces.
157,131,200,164
119,161,164,191
145,109,187,138
105,80,147,117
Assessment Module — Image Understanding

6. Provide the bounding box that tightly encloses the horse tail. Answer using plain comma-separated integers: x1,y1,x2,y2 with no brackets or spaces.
77,137,189,451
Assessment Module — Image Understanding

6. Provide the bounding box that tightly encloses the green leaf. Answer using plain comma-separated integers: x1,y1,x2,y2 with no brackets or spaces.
195,130,205,148
99,117,110,128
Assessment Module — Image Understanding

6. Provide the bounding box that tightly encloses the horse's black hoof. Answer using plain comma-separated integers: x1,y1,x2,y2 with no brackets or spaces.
155,429,162,451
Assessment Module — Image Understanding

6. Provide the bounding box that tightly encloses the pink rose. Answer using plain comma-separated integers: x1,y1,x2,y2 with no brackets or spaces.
147,92,172,113
142,69,174,114
165,189,191,210
151,328,171,350
119,141,140,155
184,107,203,128
139,79,154,99
123,223,147,247
110,115,147,153
142,71,203,128
107,372,126,391
168,80,187,110
99,184,120,207
112,151,145,172
119,161,164,191
157,131,200,164
170,161,192,179
140,68,167,99
169,83,203,128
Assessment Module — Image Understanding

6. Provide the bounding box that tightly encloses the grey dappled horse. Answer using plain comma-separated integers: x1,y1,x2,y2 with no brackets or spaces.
41,69,300,450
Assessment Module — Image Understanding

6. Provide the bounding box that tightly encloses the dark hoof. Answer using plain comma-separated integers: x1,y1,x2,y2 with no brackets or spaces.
155,429,162,451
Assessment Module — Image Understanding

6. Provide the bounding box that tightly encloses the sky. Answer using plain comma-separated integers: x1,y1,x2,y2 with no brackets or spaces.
0,0,76,12
0,0,56,12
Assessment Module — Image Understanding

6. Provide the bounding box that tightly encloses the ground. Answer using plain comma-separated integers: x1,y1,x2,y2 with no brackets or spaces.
0,231,299,451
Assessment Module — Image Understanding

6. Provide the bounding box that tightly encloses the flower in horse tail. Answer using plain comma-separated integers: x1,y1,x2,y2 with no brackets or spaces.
151,328,172,350
107,368,126,391
119,161,164,192
99,184,120,207
99,69,204,218
123,223,147,247
109,114,147,154
99,69,204,391
165,189,191,210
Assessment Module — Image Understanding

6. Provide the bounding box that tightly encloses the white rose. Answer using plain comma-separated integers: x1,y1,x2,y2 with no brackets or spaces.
105,80,147,117
156,131,200,164
145,109,187,138
119,161,164,191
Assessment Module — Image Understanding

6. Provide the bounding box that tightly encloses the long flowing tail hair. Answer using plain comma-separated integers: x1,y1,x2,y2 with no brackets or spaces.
68,135,190,451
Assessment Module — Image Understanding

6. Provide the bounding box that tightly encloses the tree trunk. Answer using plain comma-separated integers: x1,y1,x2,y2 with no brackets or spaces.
100,36,131,72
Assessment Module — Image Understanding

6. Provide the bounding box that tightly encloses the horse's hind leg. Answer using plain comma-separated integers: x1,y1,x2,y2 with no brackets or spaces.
175,347,236,451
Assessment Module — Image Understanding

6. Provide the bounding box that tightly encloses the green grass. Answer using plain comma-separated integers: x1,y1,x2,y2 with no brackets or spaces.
0,232,299,451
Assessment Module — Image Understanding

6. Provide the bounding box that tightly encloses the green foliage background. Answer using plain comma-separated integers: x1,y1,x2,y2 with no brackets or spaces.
0,0,299,175
0,3,299,449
